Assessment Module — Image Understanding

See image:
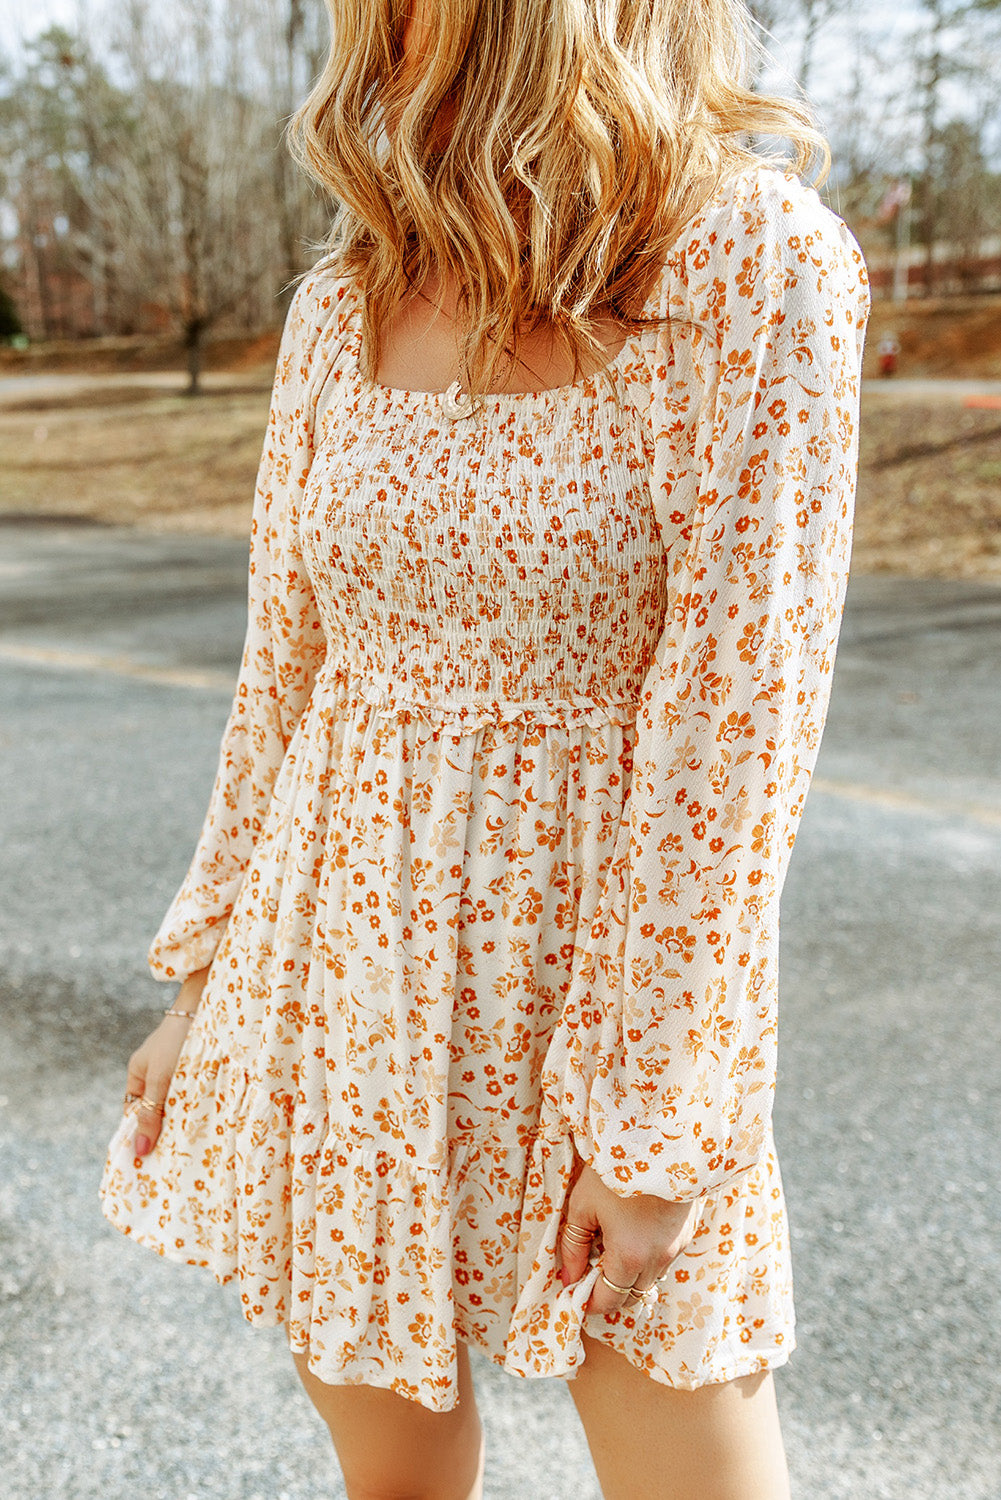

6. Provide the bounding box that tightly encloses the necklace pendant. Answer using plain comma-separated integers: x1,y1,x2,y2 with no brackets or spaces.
441,379,481,420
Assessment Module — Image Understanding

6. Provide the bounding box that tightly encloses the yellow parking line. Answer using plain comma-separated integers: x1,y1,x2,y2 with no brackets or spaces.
812,776,1001,829
0,641,234,692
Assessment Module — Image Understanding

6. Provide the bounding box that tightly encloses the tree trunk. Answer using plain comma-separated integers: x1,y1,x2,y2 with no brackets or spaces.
919,0,945,297
184,317,207,396
799,0,820,94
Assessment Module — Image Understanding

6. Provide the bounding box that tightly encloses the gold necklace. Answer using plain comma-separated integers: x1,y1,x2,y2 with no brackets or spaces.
411,283,550,419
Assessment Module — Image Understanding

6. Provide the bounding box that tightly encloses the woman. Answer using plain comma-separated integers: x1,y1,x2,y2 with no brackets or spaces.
101,0,869,1495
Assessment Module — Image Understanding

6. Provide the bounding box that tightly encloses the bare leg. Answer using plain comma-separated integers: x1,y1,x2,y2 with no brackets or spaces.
568,1333,790,1500
291,1341,484,1500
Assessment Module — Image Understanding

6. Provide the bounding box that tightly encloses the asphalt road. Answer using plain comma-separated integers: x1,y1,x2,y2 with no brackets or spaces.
1,517,999,1500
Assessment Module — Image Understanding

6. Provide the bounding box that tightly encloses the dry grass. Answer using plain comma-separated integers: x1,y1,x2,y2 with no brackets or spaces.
856,389,1001,579
1,372,999,577
864,293,1001,381
0,380,271,537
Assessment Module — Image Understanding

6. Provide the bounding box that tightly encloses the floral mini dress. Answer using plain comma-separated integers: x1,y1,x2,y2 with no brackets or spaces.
100,165,869,1413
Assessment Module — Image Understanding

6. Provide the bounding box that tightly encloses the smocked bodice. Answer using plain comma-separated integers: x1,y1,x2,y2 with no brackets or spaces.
300,335,669,730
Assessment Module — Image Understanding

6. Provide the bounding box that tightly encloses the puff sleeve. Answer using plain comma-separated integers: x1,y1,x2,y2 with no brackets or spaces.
541,169,870,1201
147,272,339,981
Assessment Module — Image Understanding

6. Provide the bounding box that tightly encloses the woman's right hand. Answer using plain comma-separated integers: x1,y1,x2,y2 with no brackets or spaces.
124,966,210,1157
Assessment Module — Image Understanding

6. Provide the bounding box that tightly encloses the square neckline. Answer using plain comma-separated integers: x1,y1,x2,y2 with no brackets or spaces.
345,274,662,410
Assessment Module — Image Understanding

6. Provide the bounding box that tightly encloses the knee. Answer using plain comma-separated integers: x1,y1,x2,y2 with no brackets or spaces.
338,1451,445,1500
341,1422,484,1500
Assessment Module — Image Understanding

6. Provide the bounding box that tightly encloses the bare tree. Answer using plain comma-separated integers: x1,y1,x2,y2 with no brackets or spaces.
0,29,100,338
79,0,287,390
746,0,856,94
746,0,793,41
257,0,333,309
908,0,1001,293
0,0,335,368
795,0,846,95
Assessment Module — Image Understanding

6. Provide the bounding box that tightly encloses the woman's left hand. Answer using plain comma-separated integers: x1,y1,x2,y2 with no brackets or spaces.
559,1160,700,1315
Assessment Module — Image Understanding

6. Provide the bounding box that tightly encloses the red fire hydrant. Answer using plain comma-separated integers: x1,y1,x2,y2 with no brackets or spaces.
878,333,900,378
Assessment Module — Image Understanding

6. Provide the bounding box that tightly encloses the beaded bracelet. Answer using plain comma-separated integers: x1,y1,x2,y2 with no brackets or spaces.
163,1007,196,1020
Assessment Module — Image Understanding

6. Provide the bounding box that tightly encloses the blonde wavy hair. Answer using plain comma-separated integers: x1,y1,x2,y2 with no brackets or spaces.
287,0,828,398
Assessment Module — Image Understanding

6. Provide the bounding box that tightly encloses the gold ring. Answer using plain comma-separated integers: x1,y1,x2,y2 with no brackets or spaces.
139,1096,165,1114
599,1271,635,1297
562,1225,594,1242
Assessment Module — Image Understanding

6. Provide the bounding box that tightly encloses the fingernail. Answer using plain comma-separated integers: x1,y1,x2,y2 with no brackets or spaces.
135,1135,150,1155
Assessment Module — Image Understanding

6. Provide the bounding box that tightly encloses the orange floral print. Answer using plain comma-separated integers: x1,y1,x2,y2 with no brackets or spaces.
100,165,869,1413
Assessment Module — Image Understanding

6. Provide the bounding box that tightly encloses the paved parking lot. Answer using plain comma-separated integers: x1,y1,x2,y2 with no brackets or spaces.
1,518,999,1499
